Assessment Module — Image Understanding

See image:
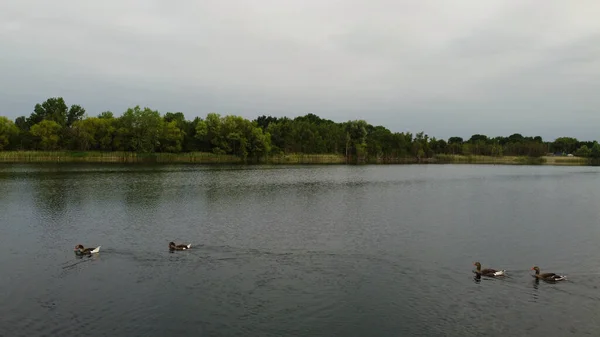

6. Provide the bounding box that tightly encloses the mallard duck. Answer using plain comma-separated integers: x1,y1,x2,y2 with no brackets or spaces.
169,242,191,251
531,266,566,281
74,244,101,255
473,262,506,277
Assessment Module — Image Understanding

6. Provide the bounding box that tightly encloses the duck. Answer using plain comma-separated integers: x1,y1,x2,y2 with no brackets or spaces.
169,242,191,251
531,266,566,281
74,244,101,255
473,262,506,277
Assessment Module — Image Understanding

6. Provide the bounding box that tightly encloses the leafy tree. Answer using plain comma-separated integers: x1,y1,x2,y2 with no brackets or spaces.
266,117,294,154
160,121,185,152
552,137,579,154
507,133,524,143
574,145,591,158
447,137,463,154
468,134,488,143
345,120,368,160
98,111,114,119
0,116,19,150
119,106,163,152
15,116,28,131
30,120,62,150
71,118,98,150
27,97,68,127
255,115,279,131
66,104,86,127
591,142,600,159
70,117,116,151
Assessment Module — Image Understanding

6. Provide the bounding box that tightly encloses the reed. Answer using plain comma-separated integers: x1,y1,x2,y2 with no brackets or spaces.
432,154,592,165
265,153,347,164
0,151,593,166
433,154,549,164
541,155,590,165
0,151,241,164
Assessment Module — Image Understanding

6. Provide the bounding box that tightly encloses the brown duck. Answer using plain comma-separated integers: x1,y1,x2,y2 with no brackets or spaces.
473,262,506,277
531,266,566,281
169,241,191,251
74,244,101,255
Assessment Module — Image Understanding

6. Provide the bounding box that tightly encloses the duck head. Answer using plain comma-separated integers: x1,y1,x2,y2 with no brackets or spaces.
74,244,84,251
531,266,540,274
169,242,175,248
473,262,481,270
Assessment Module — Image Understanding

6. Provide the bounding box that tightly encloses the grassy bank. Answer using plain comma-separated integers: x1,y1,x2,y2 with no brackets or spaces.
432,154,591,165
432,154,542,165
0,151,347,165
540,155,590,165
0,151,242,164
0,151,593,166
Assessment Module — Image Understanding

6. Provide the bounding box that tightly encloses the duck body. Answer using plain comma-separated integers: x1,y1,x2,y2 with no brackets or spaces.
473,262,506,277
74,244,101,255
532,266,566,281
169,242,191,251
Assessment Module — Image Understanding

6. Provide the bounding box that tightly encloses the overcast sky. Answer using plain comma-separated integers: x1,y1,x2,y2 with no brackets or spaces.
1,0,599,140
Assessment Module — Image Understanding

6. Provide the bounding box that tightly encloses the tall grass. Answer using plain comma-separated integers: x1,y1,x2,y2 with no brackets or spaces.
542,155,590,165
0,151,241,164
265,153,346,164
432,154,541,164
0,151,593,166
433,154,592,165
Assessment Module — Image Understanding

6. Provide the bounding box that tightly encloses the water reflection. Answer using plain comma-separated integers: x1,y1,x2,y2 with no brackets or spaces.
32,174,69,223
123,171,166,210
530,278,540,302
0,172,12,202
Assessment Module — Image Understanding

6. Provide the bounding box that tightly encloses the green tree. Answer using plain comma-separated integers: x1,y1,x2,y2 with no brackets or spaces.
255,115,279,131
447,137,463,154
266,117,294,154
71,118,98,150
574,145,591,158
66,104,86,127
0,116,19,150
552,137,579,154
344,120,368,160
468,134,488,143
118,106,163,152
98,111,114,119
70,117,115,151
27,97,68,127
30,120,62,150
591,142,600,159
160,120,185,152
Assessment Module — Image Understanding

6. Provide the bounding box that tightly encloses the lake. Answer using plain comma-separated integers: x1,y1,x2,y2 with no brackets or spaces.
1,163,600,336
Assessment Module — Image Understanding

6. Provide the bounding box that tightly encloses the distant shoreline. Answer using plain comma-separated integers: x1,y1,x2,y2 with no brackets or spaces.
0,151,594,166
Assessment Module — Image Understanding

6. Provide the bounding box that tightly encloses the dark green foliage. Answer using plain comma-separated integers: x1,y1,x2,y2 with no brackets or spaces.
575,145,591,158
591,142,600,159
0,116,19,150
1,97,598,161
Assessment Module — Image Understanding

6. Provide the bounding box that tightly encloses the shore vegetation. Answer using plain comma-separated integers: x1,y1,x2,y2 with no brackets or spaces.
1,97,599,165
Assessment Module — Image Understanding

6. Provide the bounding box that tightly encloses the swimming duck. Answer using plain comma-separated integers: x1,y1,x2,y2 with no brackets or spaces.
473,262,506,277
531,266,566,281
169,242,191,251
74,244,101,255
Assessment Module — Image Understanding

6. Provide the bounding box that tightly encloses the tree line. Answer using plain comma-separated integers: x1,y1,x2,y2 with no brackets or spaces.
1,97,599,161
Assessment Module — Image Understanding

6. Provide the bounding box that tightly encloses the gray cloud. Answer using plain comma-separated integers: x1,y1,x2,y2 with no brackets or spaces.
1,0,599,140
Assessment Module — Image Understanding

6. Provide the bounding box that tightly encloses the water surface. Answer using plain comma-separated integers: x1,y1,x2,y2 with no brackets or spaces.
1,163,600,336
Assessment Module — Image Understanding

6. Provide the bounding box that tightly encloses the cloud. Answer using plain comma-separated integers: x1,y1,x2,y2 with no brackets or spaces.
0,0,599,140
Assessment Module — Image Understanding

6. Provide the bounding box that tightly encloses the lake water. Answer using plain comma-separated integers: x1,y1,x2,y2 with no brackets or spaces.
1,163,600,336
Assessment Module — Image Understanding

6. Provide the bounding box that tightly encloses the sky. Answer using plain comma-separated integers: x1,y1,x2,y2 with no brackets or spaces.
1,0,599,141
